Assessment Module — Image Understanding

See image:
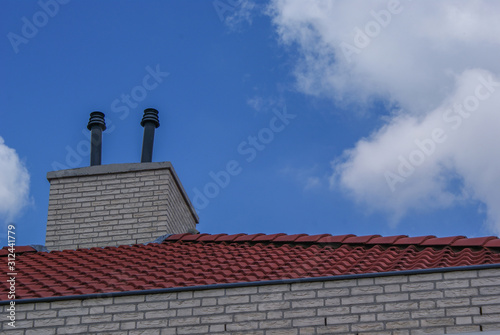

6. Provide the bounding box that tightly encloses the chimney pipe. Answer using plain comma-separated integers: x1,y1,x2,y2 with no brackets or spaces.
141,108,160,163
87,111,106,166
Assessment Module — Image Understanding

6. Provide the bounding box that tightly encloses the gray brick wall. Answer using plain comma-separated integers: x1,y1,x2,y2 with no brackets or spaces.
45,162,199,250
2,268,500,334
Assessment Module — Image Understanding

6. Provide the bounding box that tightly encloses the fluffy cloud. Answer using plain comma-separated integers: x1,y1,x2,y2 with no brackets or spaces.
0,137,31,222
268,0,500,233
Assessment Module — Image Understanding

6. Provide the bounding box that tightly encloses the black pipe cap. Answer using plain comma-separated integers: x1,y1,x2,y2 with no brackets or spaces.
87,111,107,131
141,108,160,128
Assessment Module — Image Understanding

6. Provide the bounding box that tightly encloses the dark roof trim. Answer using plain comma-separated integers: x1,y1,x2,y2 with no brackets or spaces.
3,262,499,305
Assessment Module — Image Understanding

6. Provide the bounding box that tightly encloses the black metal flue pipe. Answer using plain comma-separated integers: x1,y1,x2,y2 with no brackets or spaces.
87,111,106,166
140,108,160,163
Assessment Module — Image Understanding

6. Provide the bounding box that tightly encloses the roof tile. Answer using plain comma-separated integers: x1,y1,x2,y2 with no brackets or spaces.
367,235,408,245
317,234,355,243
343,235,382,244
273,234,308,242
451,236,497,247
2,233,499,301
393,235,436,245
421,236,466,246
295,234,332,243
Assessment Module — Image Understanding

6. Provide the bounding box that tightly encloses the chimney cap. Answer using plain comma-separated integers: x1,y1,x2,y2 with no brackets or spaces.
141,108,160,128
87,111,107,131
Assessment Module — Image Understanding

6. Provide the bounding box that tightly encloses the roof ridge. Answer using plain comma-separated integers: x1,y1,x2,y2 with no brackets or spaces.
164,233,500,248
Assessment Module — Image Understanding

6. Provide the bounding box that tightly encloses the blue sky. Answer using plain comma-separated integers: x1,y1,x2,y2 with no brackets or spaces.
2,0,500,247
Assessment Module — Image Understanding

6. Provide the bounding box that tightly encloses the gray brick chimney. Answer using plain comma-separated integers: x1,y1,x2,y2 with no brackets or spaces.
45,162,199,251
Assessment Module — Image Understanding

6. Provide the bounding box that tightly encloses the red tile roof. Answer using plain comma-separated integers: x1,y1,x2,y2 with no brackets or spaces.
1,233,500,300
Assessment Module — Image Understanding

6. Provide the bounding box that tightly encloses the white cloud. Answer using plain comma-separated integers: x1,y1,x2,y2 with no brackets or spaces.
247,95,286,113
268,0,500,112
268,0,500,233
0,137,31,222
281,165,323,191
217,0,257,31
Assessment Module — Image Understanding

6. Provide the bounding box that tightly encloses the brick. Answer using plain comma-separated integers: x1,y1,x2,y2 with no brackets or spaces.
446,326,480,333
420,318,455,327
411,309,445,318
177,325,209,334
266,330,297,335
385,301,419,311
384,284,401,292
410,291,443,300
359,314,376,322
258,301,290,311
477,268,500,277
136,319,169,328
56,325,89,334
293,317,326,327
112,312,144,321
316,325,350,334
26,328,56,335
284,290,316,300
251,293,283,302
260,319,293,329
480,286,500,295
436,279,470,289
145,310,176,319
170,299,201,308
194,289,224,297
225,321,259,331
472,296,500,305
258,284,290,293
292,298,324,308
410,327,446,335
401,282,434,291
327,315,359,324
377,311,410,321
317,288,349,297
317,306,350,316
444,270,478,279
200,314,233,323
50,300,83,309
437,298,470,307
376,293,409,302
81,313,113,323
474,314,500,324
342,295,374,304
27,310,58,319
226,304,258,313
88,322,121,332
351,304,383,313
444,288,478,298
218,295,249,305
34,318,65,327
193,306,225,315
351,322,384,331
482,305,500,314
234,312,267,322
351,285,384,295
386,320,420,329
455,316,473,325
409,273,443,282
291,282,323,291
324,279,357,288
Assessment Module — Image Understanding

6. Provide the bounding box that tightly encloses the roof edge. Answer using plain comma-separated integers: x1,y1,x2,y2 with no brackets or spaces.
4,262,499,306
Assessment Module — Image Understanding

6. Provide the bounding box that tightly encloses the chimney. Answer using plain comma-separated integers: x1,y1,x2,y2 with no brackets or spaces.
87,112,106,166
45,109,199,251
141,108,160,163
